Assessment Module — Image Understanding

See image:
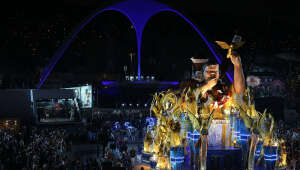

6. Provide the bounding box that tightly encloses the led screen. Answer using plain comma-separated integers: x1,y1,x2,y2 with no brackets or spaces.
64,85,92,108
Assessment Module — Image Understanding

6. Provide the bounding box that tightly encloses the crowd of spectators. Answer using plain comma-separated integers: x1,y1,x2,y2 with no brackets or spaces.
252,82,287,98
91,109,148,134
86,109,300,169
0,126,72,169
84,109,149,168
0,126,107,170
274,120,300,169
0,108,300,169
86,109,148,147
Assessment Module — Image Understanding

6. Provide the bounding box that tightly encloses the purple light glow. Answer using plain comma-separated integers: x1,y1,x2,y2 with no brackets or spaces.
226,72,233,82
131,81,179,85
158,81,180,85
102,81,117,85
38,0,232,88
101,81,179,86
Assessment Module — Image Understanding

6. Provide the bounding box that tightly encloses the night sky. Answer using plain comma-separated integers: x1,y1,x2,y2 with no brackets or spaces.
0,0,299,84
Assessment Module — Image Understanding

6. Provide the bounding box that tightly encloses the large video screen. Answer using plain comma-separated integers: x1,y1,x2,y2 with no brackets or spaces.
64,85,92,108
36,98,81,123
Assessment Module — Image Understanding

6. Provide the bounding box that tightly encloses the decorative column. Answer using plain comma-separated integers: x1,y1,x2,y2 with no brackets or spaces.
263,145,278,170
187,130,200,169
247,133,259,170
170,146,184,170
199,129,208,170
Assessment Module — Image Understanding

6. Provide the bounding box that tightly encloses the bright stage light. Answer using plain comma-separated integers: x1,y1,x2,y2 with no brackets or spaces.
223,108,231,115
130,76,134,81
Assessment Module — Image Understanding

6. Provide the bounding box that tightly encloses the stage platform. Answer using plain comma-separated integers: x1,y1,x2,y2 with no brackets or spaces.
206,146,242,170
140,146,243,170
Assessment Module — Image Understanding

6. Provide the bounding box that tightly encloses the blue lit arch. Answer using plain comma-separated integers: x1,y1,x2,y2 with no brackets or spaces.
38,0,231,88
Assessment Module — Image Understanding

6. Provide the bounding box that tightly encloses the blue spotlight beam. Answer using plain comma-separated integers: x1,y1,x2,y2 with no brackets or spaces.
37,0,232,88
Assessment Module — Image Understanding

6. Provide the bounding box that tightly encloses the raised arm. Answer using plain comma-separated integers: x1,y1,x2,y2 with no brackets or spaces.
231,51,246,94
194,78,218,101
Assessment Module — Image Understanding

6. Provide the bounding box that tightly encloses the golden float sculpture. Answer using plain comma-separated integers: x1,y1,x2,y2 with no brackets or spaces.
143,36,284,170
144,86,284,170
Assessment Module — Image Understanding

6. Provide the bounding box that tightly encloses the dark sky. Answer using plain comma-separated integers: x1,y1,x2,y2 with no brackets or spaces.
1,0,299,31
1,0,299,81
2,0,300,33
2,0,300,16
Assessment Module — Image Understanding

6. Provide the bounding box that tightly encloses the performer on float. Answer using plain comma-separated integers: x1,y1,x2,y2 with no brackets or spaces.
185,56,209,169
192,50,246,170
194,50,245,109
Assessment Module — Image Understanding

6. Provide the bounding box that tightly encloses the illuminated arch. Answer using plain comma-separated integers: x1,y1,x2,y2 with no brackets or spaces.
38,0,232,88
37,8,139,89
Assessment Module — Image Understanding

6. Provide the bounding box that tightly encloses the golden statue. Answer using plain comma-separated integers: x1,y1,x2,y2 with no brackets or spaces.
215,34,245,59
237,88,277,170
